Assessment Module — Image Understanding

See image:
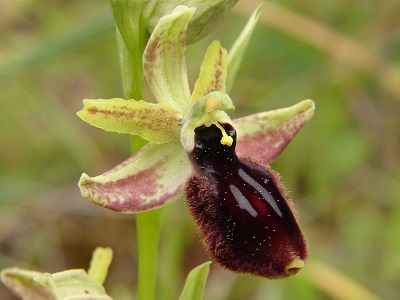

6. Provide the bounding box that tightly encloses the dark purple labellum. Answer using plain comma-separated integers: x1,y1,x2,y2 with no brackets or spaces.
185,123,308,279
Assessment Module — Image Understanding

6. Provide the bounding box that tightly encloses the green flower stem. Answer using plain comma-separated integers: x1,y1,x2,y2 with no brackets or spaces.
116,30,144,105
110,2,163,299
136,208,164,300
124,46,161,300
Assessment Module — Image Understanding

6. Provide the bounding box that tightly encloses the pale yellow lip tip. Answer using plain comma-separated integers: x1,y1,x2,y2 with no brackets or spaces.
285,258,305,275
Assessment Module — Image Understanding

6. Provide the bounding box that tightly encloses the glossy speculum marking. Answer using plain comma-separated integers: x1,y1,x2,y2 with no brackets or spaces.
185,123,307,278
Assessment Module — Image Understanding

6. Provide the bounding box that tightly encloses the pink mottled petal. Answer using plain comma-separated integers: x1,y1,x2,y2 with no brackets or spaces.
234,99,315,163
78,141,191,213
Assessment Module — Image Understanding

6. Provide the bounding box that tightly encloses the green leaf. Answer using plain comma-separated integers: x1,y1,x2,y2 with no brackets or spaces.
178,261,211,300
143,5,194,114
78,141,191,213
77,98,181,144
226,3,263,92
234,99,315,163
191,40,228,104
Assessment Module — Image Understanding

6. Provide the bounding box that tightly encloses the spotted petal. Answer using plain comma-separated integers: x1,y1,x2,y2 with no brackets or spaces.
143,5,194,114
190,40,228,104
77,98,181,144
234,99,315,163
78,141,192,213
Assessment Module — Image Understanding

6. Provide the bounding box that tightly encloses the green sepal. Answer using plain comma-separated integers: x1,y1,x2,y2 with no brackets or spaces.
77,98,181,144
191,40,228,104
178,261,211,300
143,5,194,113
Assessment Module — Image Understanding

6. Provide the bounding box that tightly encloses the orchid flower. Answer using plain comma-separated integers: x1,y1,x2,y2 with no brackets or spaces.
77,5,314,278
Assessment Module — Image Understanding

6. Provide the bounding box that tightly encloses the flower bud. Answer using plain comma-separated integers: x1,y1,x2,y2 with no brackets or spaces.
185,123,308,278
146,1,239,44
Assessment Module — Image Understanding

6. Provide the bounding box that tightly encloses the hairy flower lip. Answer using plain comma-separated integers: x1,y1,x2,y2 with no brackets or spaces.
185,123,308,279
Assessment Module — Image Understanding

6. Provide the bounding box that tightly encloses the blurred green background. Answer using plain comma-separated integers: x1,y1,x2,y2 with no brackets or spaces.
1,0,399,299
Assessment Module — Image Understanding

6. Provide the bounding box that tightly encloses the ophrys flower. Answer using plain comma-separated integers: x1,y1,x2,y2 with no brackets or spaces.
77,5,314,278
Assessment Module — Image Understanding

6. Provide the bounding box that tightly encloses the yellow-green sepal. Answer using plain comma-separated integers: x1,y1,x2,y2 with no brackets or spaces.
77,98,181,144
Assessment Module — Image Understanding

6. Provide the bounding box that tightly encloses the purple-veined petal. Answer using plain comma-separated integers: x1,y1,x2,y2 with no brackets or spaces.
143,6,194,114
190,40,227,104
78,141,192,213
234,99,315,163
77,98,181,144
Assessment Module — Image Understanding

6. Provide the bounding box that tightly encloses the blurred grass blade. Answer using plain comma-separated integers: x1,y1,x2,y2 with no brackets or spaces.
233,0,400,99
0,6,113,81
178,261,211,300
226,3,263,92
300,260,382,300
